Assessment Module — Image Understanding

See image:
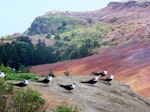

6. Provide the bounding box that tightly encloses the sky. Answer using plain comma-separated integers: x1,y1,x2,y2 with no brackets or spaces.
0,0,114,37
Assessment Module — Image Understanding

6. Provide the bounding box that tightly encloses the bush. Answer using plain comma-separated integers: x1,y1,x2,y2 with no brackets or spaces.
0,78,45,112
0,63,15,73
14,88,45,112
0,78,13,112
64,69,72,77
54,105,78,112
0,78,13,95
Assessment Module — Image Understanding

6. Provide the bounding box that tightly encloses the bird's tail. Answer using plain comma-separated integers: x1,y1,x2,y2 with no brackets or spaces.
80,81,88,83
57,84,65,87
37,80,43,83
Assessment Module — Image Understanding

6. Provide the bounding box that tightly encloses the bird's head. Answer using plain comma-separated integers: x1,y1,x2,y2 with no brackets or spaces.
49,74,55,77
110,74,114,79
24,79,30,84
71,83,76,88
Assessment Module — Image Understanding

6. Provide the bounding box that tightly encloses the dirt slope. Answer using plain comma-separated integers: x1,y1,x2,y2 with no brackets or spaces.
30,40,150,98
20,76,150,112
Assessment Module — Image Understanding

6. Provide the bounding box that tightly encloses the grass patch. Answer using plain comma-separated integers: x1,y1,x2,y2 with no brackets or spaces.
14,88,45,112
0,78,46,112
54,105,78,112
5,73,40,81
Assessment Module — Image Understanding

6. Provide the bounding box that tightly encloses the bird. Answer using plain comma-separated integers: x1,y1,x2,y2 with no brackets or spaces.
92,69,108,77
80,75,100,84
37,74,54,84
0,71,6,78
58,83,76,91
14,79,29,87
103,74,114,82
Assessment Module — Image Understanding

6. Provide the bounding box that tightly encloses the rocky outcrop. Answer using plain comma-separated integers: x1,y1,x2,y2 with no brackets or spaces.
29,76,150,112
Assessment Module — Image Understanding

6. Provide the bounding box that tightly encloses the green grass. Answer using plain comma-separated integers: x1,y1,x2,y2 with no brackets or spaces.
5,73,40,81
61,22,111,46
0,78,45,112
54,105,78,112
14,88,45,112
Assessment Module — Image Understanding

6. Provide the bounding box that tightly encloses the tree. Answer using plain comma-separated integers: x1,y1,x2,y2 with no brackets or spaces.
45,33,51,39
63,36,70,41
54,35,61,40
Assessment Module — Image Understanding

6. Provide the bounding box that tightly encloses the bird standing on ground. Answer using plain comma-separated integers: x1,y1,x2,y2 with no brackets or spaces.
103,74,114,82
92,69,108,77
37,75,53,84
14,79,30,87
80,75,100,84
58,83,76,91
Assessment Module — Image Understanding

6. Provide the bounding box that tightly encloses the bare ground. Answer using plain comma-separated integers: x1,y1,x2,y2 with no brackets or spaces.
12,76,150,112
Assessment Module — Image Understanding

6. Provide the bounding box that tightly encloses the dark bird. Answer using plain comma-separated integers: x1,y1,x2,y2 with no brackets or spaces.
14,79,29,87
37,75,53,84
92,69,108,77
80,76,100,84
58,83,76,91
103,74,114,82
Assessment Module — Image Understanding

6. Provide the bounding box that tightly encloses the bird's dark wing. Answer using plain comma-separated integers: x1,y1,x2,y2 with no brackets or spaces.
92,72,101,76
58,84,73,90
14,82,26,87
104,78,112,82
37,78,49,83
80,78,96,84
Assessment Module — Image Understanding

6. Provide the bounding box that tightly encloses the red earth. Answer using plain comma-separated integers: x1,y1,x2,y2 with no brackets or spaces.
30,40,150,98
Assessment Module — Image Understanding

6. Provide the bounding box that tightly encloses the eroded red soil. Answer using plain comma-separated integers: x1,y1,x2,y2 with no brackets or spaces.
30,40,150,98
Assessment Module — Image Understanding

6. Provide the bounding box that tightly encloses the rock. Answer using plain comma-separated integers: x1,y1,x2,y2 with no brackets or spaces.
29,76,150,112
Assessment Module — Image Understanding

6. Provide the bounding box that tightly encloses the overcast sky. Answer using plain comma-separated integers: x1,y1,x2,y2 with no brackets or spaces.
0,0,114,37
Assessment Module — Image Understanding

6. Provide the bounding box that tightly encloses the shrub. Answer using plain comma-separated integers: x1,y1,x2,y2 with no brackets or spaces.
54,105,78,112
0,63,15,73
64,69,72,77
0,77,45,112
0,78,13,112
0,78,13,95
13,88,45,112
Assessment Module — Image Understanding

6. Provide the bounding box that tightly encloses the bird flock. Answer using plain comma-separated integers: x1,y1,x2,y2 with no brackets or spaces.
0,69,114,92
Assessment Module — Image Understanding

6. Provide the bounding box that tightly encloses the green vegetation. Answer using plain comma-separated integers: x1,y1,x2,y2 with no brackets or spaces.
0,64,40,81
125,24,134,30
0,78,14,112
0,13,111,70
27,14,82,35
14,88,45,112
5,73,39,81
0,78,45,112
0,36,55,70
54,105,78,112
0,63,15,73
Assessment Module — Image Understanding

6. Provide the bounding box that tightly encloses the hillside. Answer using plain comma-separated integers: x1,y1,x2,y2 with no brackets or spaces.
26,0,150,46
30,1,150,98
25,76,150,112
30,40,150,98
